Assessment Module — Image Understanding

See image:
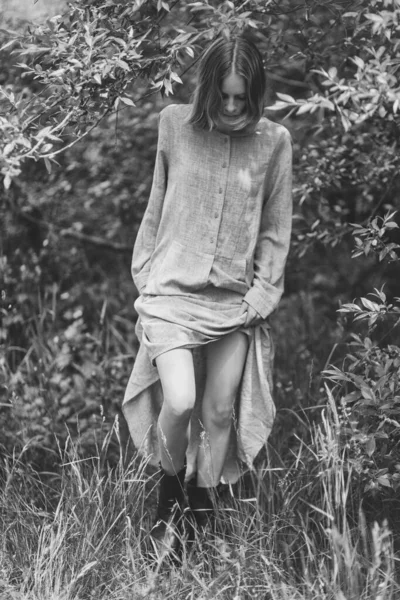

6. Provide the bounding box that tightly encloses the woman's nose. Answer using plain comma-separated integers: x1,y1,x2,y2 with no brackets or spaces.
225,97,236,113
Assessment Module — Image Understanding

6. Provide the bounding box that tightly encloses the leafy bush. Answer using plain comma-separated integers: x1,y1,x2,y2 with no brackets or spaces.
324,290,400,498
1,4,400,593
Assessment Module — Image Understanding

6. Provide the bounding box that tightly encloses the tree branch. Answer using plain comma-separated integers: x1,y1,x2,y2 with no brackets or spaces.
266,70,310,89
59,228,132,253
11,203,132,253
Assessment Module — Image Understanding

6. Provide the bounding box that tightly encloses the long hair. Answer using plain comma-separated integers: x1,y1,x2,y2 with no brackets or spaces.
188,36,266,131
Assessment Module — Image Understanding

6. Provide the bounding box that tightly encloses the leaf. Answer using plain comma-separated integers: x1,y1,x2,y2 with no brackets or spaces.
276,92,296,103
379,248,389,261
352,56,365,70
377,475,392,488
157,0,170,10
365,436,375,457
75,561,98,581
3,173,12,190
0,39,16,52
110,36,127,49
364,337,372,349
338,303,361,312
368,314,379,327
170,71,183,84
340,111,351,131
365,13,384,23
163,78,173,96
296,103,314,115
84,31,93,48
151,81,164,91
3,142,15,156
44,157,52,173
36,126,53,140
360,298,379,311
17,136,32,149
119,96,135,107
360,386,376,403
267,101,293,111
116,59,130,71
373,288,386,302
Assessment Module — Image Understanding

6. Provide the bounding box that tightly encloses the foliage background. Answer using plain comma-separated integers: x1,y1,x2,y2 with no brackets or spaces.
1,1,400,597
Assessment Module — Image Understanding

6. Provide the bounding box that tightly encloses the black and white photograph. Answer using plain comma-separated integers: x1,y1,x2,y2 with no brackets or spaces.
1,1,400,598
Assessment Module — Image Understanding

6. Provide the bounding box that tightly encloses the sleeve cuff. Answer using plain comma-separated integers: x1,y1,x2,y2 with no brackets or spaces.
133,270,149,294
243,283,283,319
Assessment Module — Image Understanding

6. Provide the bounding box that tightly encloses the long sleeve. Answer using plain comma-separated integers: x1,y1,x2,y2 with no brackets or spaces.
243,128,293,319
131,111,168,293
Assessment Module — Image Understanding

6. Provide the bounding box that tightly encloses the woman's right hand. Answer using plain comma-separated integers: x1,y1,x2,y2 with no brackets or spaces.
241,300,263,328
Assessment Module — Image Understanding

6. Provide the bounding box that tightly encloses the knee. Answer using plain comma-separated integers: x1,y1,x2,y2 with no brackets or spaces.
206,393,236,428
163,388,196,420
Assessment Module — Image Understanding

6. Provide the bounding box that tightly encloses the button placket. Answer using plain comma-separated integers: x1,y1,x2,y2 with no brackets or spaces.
222,135,230,170
206,135,230,253
211,136,230,252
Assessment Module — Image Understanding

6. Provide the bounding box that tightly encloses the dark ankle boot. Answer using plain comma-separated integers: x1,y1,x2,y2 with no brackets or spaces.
187,478,215,532
150,465,186,557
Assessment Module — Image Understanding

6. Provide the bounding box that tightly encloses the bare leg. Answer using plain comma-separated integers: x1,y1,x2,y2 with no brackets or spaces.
197,331,249,488
155,348,196,475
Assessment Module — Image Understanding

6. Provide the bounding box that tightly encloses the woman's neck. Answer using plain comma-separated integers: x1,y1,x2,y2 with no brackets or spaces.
214,121,258,136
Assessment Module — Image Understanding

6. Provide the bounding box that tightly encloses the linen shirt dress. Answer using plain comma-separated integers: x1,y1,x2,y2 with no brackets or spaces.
123,103,292,483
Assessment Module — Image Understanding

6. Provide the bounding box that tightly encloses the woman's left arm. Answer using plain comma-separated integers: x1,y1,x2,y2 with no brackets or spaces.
242,128,293,323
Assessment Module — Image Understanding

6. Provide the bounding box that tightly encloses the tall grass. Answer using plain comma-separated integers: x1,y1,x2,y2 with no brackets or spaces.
0,409,398,600
1,280,398,598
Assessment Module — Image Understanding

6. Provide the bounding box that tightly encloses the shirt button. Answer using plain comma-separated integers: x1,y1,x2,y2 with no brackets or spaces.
219,188,223,194
214,212,218,219
210,238,215,244
222,163,227,168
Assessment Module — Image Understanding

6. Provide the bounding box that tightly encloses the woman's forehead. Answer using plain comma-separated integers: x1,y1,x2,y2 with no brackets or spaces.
221,72,246,95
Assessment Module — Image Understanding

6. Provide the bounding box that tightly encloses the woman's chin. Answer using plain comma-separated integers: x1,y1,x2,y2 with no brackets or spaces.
216,115,245,131
222,114,240,121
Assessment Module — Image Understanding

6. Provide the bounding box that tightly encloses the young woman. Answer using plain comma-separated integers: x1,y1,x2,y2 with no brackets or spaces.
123,35,292,555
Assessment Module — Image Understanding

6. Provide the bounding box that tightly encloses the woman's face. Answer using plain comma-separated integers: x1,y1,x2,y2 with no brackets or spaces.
220,71,247,123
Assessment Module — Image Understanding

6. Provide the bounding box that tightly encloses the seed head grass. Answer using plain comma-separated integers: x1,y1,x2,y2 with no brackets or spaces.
0,411,398,600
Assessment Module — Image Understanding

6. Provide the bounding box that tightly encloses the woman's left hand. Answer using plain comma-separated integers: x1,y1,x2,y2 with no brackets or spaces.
241,300,264,328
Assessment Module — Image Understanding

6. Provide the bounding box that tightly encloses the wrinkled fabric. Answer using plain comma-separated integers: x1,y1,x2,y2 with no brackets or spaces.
122,103,292,483
123,316,275,483
135,289,251,364
130,104,292,319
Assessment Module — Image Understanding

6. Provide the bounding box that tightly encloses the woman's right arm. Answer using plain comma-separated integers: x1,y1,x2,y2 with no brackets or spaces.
131,110,169,293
